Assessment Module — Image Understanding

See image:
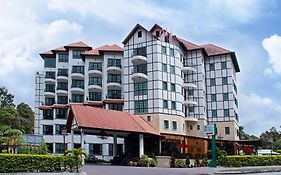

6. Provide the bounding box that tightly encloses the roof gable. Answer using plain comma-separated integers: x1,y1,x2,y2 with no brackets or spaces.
64,41,92,50
122,24,153,44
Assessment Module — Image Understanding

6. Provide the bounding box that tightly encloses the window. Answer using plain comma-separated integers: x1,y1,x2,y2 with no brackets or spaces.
161,46,167,55
172,121,177,130
222,77,228,85
46,143,53,153
133,47,146,56
225,127,230,135
233,81,238,93
170,48,175,57
55,143,66,154
108,58,121,68
171,83,176,92
163,82,168,90
188,106,194,113
43,109,53,119
210,78,216,86
224,109,230,117
188,89,194,96
210,63,215,71
72,66,84,74
71,80,84,89
134,82,147,95
45,71,55,79
57,82,68,91
221,62,227,69
170,65,175,74
211,94,216,102
71,94,84,103
134,100,148,114
234,96,238,107
223,93,229,101
108,104,123,111
89,77,102,86
138,31,142,38
147,116,151,121
156,31,160,37
43,125,53,135
57,69,68,77
108,144,113,156
164,120,169,129
73,50,83,59
44,57,56,68
212,110,217,117
190,125,193,130
107,90,121,99
56,108,67,119
162,63,167,72
197,125,200,130
108,74,121,84
57,96,68,104
45,98,55,106
58,53,68,62
171,101,176,110
55,124,65,135
89,92,102,101
133,64,147,74
45,84,55,93
89,62,102,71
163,100,168,109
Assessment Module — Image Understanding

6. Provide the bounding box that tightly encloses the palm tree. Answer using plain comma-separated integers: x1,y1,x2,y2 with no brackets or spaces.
3,129,23,153
65,147,87,172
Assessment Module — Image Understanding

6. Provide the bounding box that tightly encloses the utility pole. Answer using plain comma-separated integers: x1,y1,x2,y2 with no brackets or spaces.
209,124,217,167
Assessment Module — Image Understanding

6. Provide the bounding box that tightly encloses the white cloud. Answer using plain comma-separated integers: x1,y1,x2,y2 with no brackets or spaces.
239,93,281,136
262,34,281,75
263,67,275,78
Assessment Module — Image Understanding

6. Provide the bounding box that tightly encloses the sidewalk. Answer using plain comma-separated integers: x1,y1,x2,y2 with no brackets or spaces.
214,166,281,174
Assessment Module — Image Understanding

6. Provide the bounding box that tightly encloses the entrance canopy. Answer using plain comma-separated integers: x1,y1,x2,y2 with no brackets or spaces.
65,104,160,137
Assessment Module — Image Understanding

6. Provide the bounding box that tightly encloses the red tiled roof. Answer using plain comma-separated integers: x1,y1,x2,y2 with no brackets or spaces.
64,41,92,50
39,50,54,58
82,44,123,57
103,99,124,104
201,44,231,56
52,46,66,52
83,101,104,106
37,104,68,110
176,37,202,50
67,104,160,136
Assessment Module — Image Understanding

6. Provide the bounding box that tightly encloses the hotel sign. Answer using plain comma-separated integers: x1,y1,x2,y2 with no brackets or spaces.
204,124,216,136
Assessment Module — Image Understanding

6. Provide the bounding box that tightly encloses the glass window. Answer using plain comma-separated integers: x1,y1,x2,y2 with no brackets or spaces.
57,69,68,77
43,109,53,119
55,143,66,154
156,31,160,37
89,62,102,71
161,46,167,55
133,47,147,57
163,82,168,90
225,127,230,134
73,50,84,59
171,83,176,92
163,100,168,109
222,77,228,85
58,53,68,62
170,65,175,74
134,100,148,114
212,110,217,117
108,59,121,68
43,125,53,135
134,82,148,96
57,82,68,91
147,116,151,121
71,94,84,103
210,78,216,86
221,62,227,69
45,98,55,106
162,63,167,72
108,104,123,111
107,90,121,99
138,31,142,38
172,121,177,130
133,64,147,74
56,108,67,119
72,66,84,74
89,77,102,86
190,125,193,130
188,89,194,96
223,93,229,101
211,94,216,102
89,92,102,101
164,120,169,129
45,71,55,79
171,101,176,110
44,57,56,68
224,109,230,117
55,124,65,135
71,80,84,89
197,125,200,130
45,84,55,93
188,106,194,113
210,63,215,71
170,48,175,57
108,74,121,84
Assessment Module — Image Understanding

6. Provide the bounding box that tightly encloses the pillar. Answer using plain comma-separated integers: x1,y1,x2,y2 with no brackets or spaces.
159,137,162,155
71,129,74,149
113,134,117,157
139,134,144,157
80,129,84,150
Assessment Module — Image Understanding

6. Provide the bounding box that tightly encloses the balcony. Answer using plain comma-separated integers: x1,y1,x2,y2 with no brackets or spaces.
106,94,122,100
88,84,102,92
131,72,148,83
185,117,198,122
71,85,84,94
183,66,196,73
131,55,147,65
44,78,56,84
183,82,196,89
107,81,122,90
44,91,55,97
107,66,122,74
88,69,103,77
184,100,197,106
71,72,84,79
56,89,68,95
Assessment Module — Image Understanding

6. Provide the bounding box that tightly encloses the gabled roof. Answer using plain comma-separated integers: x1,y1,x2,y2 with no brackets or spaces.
51,46,66,53
82,44,123,57
149,24,163,33
66,104,160,136
64,41,92,50
39,50,54,58
122,24,153,44
176,37,202,50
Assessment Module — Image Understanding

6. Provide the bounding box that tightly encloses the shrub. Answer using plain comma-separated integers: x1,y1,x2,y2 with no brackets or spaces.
195,157,200,167
148,158,156,167
0,154,79,173
175,159,186,168
218,155,281,167
185,156,190,167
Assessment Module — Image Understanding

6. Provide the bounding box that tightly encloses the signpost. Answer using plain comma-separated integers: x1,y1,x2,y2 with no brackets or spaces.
204,124,217,167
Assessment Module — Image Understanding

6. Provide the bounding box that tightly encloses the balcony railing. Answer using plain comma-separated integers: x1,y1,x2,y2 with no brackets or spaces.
107,79,121,84
71,84,84,89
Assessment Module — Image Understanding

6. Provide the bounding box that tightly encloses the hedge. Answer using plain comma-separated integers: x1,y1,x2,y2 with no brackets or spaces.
218,155,281,167
0,154,79,173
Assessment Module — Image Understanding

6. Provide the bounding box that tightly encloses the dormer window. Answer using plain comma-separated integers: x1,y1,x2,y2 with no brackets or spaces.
138,31,142,38
156,30,160,37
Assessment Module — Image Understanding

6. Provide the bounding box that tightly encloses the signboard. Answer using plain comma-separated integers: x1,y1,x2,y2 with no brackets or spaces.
204,124,215,136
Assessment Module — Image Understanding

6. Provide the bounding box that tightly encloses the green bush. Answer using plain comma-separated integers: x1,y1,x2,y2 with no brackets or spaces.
175,159,186,168
0,154,79,173
148,158,156,167
17,143,48,155
218,155,281,167
185,156,190,167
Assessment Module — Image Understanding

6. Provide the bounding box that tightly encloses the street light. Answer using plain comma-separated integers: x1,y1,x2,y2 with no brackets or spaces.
62,127,67,156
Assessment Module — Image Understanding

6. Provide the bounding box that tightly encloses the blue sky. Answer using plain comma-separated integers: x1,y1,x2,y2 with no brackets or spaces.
0,0,281,136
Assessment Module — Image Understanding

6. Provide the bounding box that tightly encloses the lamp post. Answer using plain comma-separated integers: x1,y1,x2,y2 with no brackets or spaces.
62,128,67,156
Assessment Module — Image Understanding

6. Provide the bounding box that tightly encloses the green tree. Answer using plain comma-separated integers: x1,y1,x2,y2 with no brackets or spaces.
3,129,23,153
260,127,281,149
14,103,34,134
0,107,18,133
239,126,259,140
273,138,281,151
0,86,14,108
66,148,87,172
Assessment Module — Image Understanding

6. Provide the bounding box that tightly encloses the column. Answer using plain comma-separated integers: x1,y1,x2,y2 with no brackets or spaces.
159,137,162,154
113,134,117,157
80,129,85,150
139,134,144,157
71,129,74,149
